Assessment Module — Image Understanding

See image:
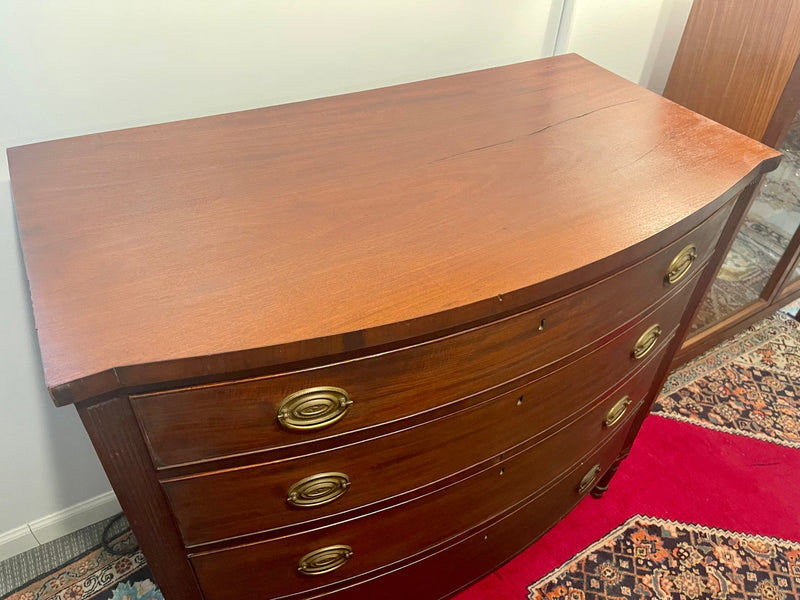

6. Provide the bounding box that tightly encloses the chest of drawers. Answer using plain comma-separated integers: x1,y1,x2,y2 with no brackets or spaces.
8,54,780,600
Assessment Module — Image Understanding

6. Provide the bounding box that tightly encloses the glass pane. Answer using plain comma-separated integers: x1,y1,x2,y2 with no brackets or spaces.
690,110,800,334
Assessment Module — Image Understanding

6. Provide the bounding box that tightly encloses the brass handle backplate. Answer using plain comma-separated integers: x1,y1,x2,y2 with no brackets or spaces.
604,396,631,428
665,244,697,285
578,464,602,494
297,545,353,576
632,324,662,360
287,472,351,508
277,386,352,431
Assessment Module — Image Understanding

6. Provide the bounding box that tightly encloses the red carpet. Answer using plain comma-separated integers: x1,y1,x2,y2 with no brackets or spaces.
455,414,800,599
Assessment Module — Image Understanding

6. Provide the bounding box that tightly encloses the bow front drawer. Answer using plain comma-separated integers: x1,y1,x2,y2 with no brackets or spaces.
132,200,731,468
9,52,781,600
188,407,637,600
162,271,697,546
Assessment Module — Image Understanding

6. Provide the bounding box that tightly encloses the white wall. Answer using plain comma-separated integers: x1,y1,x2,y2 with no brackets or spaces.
0,181,116,541
0,1,562,540
0,0,698,547
555,0,693,93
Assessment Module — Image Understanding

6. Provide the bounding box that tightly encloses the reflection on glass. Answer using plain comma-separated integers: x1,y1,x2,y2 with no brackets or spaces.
690,110,800,334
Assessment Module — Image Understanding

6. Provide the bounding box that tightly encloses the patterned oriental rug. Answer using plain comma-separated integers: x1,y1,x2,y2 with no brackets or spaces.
455,309,800,600
656,312,800,447
4,311,799,600
1,533,158,600
529,516,800,600
454,412,800,600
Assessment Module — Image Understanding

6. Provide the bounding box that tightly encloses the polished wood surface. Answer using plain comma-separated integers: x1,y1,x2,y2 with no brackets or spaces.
308,438,627,600
763,52,800,148
132,207,726,469
664,1,800,366
668,182,760,366
189,420,634,600
163,338,669,547
664,0,800,142
77,398,204,600
9,54,779,405
10,55,781,600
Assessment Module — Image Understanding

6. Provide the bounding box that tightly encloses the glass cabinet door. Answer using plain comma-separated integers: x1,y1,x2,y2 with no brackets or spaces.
690,110,800,335
784,250,800,289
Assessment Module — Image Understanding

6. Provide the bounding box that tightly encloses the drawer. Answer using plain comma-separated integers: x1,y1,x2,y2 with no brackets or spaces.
308,439,625,600
190,409,634,600
133,199,731,468
164,317,673,547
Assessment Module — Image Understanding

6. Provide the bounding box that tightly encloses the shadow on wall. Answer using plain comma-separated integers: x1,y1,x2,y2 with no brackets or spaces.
641,0,694,94
0,180,112,535
553,0,693,93
0,0,567,536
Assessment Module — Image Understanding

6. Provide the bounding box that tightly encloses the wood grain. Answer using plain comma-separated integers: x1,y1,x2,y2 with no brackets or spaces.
8,54,780,405
671,181,762,367
664,1,800,363
602,185,758,496
663,0,800,142
163,335,671,547
305,460,604,600
302,440,625,600
76,398,203,600
188,414,635,600
12,55,784,600
132,209,723,469
762,52,800,148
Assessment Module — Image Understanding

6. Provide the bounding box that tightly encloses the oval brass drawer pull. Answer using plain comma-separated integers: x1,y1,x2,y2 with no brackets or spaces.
298,545,353,576
277,387,352,431
287,472,351,508
632,324,662,360
665,244,697,284
604,395,632,428
578,464,602,495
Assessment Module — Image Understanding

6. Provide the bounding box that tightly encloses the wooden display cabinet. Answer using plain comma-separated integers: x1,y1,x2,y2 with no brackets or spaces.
664,0,800,366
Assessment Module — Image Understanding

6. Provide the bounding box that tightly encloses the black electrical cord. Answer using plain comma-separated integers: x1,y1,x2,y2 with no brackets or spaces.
101,512,139,555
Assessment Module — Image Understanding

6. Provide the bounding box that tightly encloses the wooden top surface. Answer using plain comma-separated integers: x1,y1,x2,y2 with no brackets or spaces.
8,54,780,404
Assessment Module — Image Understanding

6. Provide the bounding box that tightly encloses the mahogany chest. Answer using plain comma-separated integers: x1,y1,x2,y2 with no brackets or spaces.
8,54,779,599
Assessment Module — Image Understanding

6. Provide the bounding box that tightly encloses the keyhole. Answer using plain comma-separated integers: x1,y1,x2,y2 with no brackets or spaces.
538,318,546,331
499,468,505,476
516,396,524,406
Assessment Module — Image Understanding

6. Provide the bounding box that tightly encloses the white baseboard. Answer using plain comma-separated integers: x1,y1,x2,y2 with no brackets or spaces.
29,491,121,545
0,491,121,561
0,525,39,562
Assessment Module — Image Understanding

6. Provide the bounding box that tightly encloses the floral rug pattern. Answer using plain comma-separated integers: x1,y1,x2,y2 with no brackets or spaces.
528,516,800,600
1,532,161,600
5,311,800,600
655,312,800,447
